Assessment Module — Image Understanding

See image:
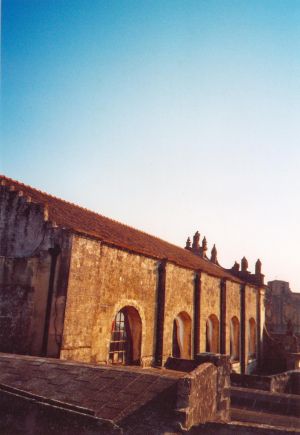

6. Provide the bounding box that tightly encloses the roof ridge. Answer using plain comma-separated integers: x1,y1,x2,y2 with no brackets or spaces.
0,174,245,283
0,174,200,256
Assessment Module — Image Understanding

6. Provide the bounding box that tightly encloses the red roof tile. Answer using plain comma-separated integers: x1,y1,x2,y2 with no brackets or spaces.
0,175,242,282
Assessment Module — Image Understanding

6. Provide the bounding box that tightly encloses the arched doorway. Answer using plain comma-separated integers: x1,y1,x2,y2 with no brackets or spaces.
108,306,142,365
206,314,219,353
230,316,240,361
248,318,256,359
172,312,192,359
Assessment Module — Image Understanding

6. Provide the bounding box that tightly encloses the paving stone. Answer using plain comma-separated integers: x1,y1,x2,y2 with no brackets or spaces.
0,353,184,424
97,406,122,420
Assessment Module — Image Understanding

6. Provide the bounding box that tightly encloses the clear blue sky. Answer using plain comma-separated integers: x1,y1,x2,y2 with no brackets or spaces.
2,0,300,290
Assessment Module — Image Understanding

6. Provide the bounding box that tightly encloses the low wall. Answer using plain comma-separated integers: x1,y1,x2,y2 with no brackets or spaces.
176,362,218,431
270,372,292,393
231,371,300,395
192,421,300,434
290,371,300,395
165,353,231,428
231,386,300,417
287,353,300,370
196,353,231,422
231,373,271,391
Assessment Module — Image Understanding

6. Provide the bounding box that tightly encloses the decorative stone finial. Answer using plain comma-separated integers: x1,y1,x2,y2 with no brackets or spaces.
185,237,191,250
241,257,248,272
232,261,240,273
255,259,262,275
192,231,200,251
211,244,217,264
201,236,208,258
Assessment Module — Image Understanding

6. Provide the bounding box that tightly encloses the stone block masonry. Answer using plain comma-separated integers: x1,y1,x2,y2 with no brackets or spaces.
1,176,266,377
176,362,218,430
0,353,231,433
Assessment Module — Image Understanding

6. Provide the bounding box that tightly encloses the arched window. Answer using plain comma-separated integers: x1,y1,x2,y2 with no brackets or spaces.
230,316,240,361
109,306,142,365
248,318,256,359
172,312,192,359
206,314,219,353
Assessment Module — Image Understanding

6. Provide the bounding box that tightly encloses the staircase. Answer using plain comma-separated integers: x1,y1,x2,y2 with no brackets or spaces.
230,385,300,430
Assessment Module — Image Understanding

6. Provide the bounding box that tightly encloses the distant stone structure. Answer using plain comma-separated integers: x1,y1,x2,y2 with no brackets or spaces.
263,280,300,372
0,175,266,376
266,280,300,335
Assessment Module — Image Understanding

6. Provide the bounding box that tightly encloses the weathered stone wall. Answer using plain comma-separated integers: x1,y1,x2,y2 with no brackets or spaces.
92,244,158,366
162,356,230,429
270,371,292,394
259,288,266,351
60,235,102,362
0,186,72,357
195,421,299,434
290,371,300,395
225,281,241,355
176,362,218,430
245,285,258,368
163,263,194,361
231,372,272,391
60,235,265,372
61,236,158,365
268,370,300,395
231,386,300,417
1,184,266,372
46,235,73,357
196,353,231,422
0,257,37,353
0,186,45,258
231,370,300,395
266,280,300,335
199,273,221,353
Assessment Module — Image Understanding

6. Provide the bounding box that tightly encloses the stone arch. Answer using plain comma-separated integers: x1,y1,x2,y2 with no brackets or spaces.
109,306,142,365
110,298,146,359
248,317,256,359
172,311,192,359
206,314,220,353
230,316,240,361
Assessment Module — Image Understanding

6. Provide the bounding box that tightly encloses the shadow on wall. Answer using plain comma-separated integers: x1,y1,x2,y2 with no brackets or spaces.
172,312,192,359
206,314,220,353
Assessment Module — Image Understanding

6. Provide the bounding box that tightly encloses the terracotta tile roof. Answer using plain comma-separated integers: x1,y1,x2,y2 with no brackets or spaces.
0,175,242,282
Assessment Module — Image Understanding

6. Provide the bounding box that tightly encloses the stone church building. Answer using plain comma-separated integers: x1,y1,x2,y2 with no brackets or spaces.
0,175,266,374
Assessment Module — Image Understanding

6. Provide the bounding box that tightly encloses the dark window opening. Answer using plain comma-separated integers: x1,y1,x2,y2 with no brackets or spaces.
108,306,142,365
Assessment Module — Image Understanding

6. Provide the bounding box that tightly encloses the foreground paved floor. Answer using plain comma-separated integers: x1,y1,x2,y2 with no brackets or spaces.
0,353,184,424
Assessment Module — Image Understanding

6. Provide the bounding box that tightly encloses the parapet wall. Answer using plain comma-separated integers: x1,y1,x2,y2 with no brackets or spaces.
231,386,300,417
176,362,218,430
231,370,300,395
196,353,231,421
194,421,300,434
166,353,231,427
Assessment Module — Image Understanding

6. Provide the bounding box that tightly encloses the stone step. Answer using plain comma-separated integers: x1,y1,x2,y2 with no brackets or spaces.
231,386,300,417
231,407,300,430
